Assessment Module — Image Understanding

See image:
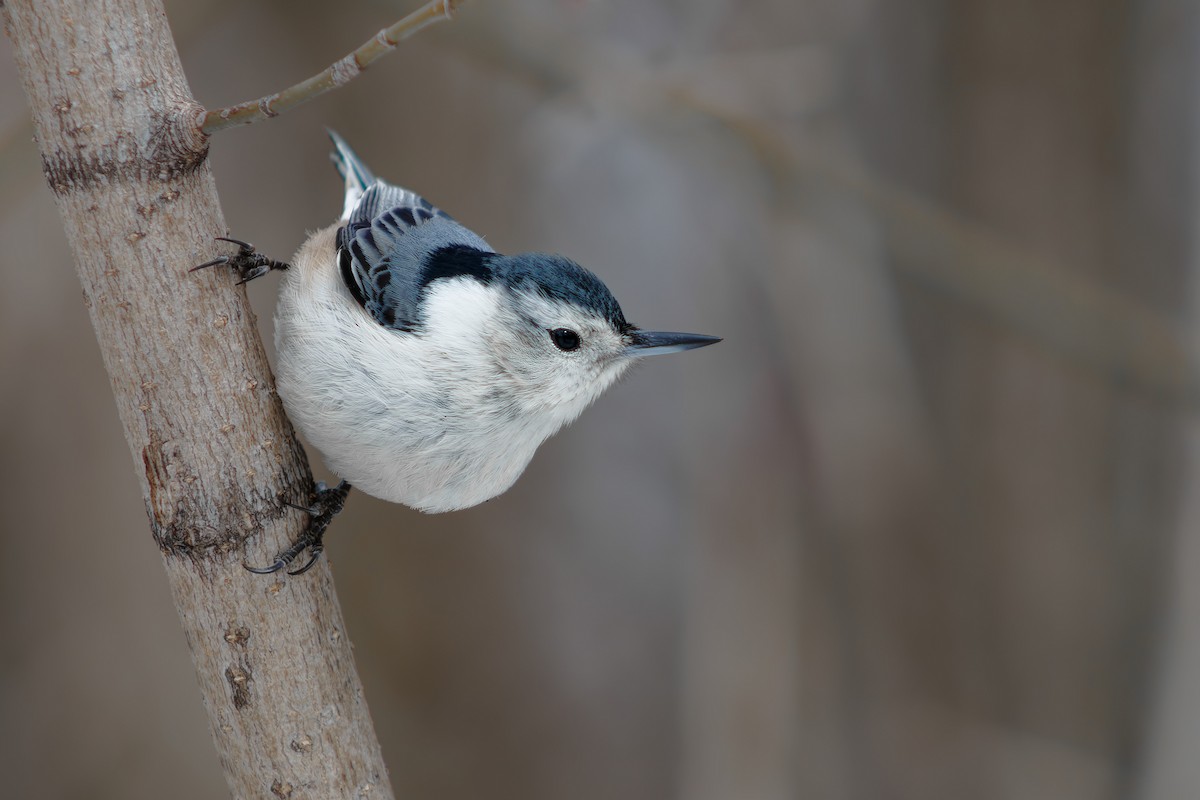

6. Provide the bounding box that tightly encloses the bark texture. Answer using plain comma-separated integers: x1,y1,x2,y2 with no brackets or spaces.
3,1,394,797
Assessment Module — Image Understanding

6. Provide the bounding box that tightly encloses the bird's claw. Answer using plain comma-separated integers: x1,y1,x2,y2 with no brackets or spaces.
245,481,352,576
191,236,290,284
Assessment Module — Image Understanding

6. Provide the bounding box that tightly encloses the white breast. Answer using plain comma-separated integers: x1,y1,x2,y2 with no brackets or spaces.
272,225,564,512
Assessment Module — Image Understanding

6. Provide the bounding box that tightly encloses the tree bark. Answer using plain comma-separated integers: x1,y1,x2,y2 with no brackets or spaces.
3,1,394,797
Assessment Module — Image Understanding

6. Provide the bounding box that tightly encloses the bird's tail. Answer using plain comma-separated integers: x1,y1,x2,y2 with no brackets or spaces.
328,129,375,222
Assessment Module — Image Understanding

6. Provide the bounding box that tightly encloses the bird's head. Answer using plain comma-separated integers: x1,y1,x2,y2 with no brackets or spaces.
462,252,720,424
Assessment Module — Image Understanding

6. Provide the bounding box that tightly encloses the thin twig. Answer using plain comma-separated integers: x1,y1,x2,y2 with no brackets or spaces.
200,0,463,134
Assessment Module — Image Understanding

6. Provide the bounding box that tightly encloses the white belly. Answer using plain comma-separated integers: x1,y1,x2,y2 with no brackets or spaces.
271,225,558,512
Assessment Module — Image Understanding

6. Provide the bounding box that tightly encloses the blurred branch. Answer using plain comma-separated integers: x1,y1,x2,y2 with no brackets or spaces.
3,0,394,796
642,54,1198,404
200,0,463,134
694,104,1198,407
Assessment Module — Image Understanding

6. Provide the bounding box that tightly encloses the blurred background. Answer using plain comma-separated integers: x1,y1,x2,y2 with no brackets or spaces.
2,0,1198,797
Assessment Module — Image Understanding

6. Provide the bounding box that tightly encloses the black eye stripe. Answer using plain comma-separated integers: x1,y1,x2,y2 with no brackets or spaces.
550,328,581,351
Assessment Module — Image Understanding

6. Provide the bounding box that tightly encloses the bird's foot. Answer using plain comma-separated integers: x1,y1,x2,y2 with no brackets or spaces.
191,237,290,284
246,481,352,576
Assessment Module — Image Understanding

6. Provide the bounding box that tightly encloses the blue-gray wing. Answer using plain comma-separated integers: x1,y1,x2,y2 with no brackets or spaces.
337,182,493,331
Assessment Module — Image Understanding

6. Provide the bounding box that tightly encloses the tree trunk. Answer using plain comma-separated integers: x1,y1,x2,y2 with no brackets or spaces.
2,1,394,797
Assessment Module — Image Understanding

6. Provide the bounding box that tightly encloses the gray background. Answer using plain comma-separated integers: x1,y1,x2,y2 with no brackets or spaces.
2,0,1198,798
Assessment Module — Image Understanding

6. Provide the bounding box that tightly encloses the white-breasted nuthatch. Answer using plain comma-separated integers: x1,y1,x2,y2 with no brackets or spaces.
195,132,719,573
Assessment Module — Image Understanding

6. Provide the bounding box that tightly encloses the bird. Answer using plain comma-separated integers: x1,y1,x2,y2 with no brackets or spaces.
194,131,720,574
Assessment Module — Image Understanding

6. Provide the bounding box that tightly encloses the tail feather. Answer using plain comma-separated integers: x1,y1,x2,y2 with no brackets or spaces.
328,129,375,222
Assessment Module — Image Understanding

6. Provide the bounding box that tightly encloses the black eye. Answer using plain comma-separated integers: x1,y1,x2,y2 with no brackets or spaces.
549,328,581,351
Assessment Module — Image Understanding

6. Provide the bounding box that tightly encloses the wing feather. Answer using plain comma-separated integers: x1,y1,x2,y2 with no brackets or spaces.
327,131,495,331
336,182,493,331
